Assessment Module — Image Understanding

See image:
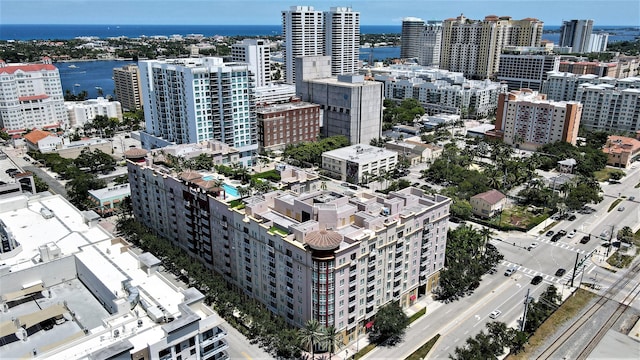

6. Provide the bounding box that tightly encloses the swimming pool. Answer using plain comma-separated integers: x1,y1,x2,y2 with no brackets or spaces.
222,183,240,198
202,175,215,181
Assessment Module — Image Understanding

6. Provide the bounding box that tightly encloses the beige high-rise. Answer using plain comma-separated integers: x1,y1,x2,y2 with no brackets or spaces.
113,64,142,111
440,14,543,80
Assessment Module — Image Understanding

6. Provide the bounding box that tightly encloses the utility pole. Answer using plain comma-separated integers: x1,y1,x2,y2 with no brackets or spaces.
570,252,579,287
521,288,530,332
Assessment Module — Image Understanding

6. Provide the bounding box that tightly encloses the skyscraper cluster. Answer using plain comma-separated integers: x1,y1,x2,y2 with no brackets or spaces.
282,6,360,84
559,19,609,53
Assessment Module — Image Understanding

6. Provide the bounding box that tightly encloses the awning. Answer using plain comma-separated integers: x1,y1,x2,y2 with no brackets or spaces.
0,320,18,338
1,284,44,303
365,321,374,329
20,304,67,329
410,294,416,301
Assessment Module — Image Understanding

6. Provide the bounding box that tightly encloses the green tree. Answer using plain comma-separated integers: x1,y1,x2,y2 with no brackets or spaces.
33,175,50,193
321,325,340,360
369,301,409,345
298,319,323,358
617,226,634,244
65,173,106,210
450,199,472,221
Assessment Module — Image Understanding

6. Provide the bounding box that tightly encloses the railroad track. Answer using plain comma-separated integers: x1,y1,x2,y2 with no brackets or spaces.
536,262,640,360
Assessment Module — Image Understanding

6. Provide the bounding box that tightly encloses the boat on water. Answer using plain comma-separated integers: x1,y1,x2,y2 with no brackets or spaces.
68,64,78,68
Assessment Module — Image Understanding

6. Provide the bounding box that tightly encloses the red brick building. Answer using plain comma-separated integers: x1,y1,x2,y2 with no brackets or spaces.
256,99,320,153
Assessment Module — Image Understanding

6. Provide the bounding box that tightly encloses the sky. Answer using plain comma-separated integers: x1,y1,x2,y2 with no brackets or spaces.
1,0,639,26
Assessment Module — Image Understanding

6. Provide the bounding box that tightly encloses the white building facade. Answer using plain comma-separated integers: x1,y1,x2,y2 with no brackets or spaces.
324,7,360,76
139,57,257,166
231,39,272,87
65,97,123,128
321,144,398,184
282,6,324,84
0,57,69,133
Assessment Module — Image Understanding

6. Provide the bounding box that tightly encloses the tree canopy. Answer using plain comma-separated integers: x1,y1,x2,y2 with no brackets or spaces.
369,301,409,345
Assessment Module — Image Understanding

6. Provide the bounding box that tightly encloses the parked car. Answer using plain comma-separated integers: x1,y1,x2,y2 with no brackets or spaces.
629,196,635,201
555,268,566,277
580,235,590,244
489,310,502,319
545,230,554,237
504,268,517,277
23,156,31,162
531,275,543,285
568,214,577,221
558,230,567,236
567,229,577,239
551,233,562,242
5,168,17,174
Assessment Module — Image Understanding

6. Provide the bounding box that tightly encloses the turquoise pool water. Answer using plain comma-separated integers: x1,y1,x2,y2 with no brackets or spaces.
202,175,215,181
222,183,240,197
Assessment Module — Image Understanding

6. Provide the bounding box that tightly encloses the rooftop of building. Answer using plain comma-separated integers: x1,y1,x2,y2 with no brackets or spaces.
88,183,131,200
23,129,56,144
471,189,506,204
322,144,398,163
0,192,223,359
256,100,319,114
603,135,640,154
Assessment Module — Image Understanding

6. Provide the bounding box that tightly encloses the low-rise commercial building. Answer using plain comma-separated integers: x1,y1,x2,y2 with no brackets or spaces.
256,100,320,152
321,144,398,184
87,183,131,216
65,97,123,129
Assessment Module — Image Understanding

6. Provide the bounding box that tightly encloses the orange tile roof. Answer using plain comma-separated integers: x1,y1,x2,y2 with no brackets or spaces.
23,129,56,144
603,135,640,155
0,63,57,74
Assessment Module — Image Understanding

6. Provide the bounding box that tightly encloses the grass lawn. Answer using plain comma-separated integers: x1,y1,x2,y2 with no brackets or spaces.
489,206,549,230
594,167,624,182
507,289,596,360
405,334,440,360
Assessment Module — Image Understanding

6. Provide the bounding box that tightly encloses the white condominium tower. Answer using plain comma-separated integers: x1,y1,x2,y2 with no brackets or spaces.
232,39,271,87
282,5,360,84
400,18,442,67
282,6,324,84
139,57,257,166
440,14,543,80
0,57,68,132
324,7,360,76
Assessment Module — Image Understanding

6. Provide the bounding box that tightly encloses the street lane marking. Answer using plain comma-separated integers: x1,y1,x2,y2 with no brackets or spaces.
241,351,252,360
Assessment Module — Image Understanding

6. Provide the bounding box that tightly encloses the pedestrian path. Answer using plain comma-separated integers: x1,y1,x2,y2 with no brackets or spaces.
533,236,589,254
500,259,592,285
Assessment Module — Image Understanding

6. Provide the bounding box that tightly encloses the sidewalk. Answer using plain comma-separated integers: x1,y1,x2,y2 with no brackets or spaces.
333,295,443,360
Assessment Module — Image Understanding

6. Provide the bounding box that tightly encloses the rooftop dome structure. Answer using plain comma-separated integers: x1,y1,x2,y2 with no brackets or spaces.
124,148,148,159
305,229,342,251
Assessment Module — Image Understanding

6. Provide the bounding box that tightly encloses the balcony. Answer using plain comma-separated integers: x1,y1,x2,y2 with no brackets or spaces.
201,340,229,359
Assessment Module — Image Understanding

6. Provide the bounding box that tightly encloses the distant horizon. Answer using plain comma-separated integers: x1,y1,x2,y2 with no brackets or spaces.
3,23,639,27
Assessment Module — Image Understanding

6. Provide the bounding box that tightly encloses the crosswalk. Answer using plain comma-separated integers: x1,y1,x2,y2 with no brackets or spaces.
533,236,589,254
500,259,593,285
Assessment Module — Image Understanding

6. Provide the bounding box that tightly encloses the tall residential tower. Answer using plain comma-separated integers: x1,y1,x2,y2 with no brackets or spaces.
113,64,142,111
282,6,324,84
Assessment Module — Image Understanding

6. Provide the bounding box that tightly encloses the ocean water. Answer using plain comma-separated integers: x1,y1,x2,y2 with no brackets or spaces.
0,24,402,41
58,60,136,99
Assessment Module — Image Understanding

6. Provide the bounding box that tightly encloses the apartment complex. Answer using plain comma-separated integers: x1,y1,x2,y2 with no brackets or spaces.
256,99,320,152
374,71,507,118
127,159,450,343
0,193,228,360
231,39,271,87
321,144,398,184
543,73,640,132
139,57,257,166
0,57,69,133
494,90,582,150
112,64,142,111
558,19,594,53
497,47,560,91
558,61,617,77
400,18,442,67
296,57,383,145
65,97,123,128
282,6,359,84
440,14,543,80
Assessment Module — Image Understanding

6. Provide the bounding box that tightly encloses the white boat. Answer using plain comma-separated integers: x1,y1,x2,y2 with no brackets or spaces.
68,64,78,68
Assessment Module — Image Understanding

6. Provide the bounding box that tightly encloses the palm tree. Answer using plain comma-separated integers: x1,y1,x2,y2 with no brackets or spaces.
321,325,340,360
480,226,495,255
298,319,323,359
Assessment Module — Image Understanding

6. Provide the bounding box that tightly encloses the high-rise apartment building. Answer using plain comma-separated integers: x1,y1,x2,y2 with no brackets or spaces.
400,18,442,67
575,81,640,132
588,32,609,53
420,21,443,67
282,6,360,84
401,17,425,59
296,56,383,145
282,6,324,84
127,158,451,339
494,90,582,150
324,7,360,76
0,57,68,133
440,14,543,80
139,57,257,166
231,39,271,87
559,19,594,53
112,64,142,111
497,47,560,91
